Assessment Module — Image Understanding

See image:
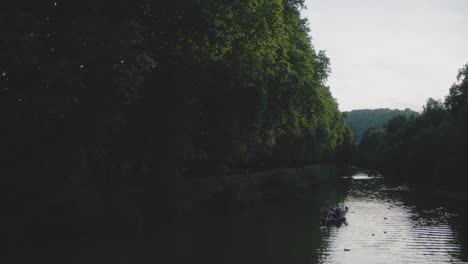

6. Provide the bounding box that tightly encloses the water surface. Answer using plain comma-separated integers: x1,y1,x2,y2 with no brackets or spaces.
318,176,468,263
26,171,468,263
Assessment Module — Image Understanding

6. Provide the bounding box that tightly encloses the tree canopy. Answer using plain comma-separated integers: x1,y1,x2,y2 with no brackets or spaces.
0,0,353,234
357,64,468,190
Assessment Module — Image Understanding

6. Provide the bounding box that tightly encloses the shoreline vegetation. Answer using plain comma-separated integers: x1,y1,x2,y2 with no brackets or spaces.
355,64,468,193
178,164,342,221
8,163,345,241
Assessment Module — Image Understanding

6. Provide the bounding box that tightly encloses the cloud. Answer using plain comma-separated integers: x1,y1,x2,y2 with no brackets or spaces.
302,0,468,111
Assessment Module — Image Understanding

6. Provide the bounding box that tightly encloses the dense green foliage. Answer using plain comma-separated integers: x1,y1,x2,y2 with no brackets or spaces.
358,64,468,190
346,108,418,142
0,0,353,235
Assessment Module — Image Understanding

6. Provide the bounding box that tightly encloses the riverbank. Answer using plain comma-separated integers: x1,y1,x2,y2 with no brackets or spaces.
5,164,344,242
357,167,468,202
180,164,339,213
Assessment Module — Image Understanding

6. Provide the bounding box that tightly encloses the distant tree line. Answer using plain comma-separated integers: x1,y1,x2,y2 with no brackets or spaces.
0,0,353,234
358,64,468,190
345,108,418,142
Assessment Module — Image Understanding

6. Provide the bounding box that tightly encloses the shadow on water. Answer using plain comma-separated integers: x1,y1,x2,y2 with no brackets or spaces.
14,169,468,264
14,169,348,264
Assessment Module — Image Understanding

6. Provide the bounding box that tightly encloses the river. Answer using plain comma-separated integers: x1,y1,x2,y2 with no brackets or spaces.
317,173,468,263
23,170,468,263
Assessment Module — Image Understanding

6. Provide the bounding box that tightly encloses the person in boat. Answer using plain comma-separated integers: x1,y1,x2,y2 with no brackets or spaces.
335,207,342,218
323,200,335,218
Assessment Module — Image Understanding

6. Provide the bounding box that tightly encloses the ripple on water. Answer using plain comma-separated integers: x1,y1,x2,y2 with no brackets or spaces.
318,178,467,264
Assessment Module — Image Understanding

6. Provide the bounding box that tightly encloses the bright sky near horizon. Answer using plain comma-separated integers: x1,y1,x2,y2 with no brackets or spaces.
301,0,468,112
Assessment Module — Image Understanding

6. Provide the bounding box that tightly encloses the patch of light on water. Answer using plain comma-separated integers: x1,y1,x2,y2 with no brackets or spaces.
317,177,466,264
351,173,383,180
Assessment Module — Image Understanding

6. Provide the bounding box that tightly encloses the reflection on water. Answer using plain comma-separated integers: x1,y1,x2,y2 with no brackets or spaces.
319,176,468,264
23,171,468,263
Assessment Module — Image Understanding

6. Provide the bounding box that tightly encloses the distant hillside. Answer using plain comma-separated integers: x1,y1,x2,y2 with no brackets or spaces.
345,108,419,142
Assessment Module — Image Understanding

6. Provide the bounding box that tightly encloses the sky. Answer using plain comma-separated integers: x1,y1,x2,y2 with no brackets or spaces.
301,0,468,111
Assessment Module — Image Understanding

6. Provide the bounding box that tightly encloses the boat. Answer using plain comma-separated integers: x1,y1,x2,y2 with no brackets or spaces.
321,207,348,222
